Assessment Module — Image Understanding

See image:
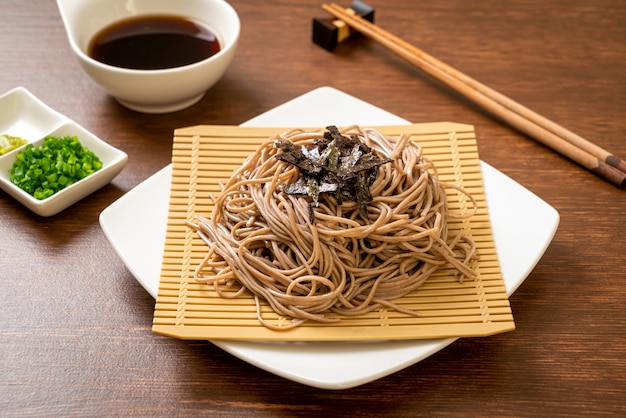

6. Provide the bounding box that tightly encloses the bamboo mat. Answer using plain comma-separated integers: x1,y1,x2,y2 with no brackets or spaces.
152,123,515,341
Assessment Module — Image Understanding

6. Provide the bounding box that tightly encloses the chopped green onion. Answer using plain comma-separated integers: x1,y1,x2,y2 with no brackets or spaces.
8,135,103,200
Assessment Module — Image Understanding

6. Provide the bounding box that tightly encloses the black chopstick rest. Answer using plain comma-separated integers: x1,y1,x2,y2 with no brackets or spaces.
312,0,375,51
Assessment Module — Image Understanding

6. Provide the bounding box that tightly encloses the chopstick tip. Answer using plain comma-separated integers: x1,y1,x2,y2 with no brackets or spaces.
592,161,626,189
606,155,626,177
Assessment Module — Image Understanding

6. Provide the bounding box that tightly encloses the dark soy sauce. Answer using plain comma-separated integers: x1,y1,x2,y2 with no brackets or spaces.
88,15,221,70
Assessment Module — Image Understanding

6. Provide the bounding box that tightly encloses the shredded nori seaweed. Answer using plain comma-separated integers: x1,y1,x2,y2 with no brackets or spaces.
275,125,393,218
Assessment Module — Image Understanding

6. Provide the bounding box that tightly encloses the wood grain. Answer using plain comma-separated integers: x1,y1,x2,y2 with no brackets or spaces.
1,0,625,416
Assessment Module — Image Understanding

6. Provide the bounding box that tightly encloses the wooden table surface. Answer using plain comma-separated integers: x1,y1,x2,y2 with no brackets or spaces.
2,0,625,416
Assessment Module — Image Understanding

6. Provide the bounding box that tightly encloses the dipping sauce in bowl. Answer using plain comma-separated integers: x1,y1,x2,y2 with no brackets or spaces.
56,0,240,113
88,15,221,70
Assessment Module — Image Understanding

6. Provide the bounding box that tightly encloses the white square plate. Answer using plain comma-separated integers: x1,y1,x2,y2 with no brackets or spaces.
100,87,559,389
0,87,127,216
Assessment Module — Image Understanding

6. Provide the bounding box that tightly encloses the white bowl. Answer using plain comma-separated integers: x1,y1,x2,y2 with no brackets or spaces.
0,87,128,216
56,0,240,113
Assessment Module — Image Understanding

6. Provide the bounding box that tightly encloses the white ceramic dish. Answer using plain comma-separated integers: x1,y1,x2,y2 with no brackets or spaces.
56,0,240,113
100,87,559,389
0,87,127,216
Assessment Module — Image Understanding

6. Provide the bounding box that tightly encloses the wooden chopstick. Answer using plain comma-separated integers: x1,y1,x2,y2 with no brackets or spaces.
322,3,626,188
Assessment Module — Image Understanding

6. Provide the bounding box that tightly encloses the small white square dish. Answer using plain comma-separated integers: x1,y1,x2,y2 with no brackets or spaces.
0,87,127,216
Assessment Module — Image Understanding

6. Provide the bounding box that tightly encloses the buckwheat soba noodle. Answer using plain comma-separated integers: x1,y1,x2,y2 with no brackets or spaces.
187,125,478,330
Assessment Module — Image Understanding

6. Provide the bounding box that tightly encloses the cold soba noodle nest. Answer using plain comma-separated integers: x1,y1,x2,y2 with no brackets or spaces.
188,126,478,330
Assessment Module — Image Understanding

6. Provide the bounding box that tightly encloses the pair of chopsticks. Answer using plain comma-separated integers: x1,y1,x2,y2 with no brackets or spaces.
322,3,626,188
